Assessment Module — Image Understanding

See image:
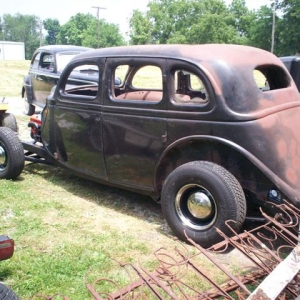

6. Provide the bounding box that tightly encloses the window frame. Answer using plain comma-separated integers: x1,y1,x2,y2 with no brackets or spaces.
57,59,101,104
167,59,214,112
105,57,167,106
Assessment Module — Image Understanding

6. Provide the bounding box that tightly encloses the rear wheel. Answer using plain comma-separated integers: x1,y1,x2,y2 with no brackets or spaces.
0,113,18,133
0,283,19,300
24,90,35,116
0,127,24,179
161,161,246,248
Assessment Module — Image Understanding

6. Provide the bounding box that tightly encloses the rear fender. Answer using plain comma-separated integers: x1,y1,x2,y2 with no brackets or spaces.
155,136,277,201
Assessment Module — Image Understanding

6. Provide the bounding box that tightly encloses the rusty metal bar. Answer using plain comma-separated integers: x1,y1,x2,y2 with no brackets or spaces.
176,248,234,299
185,234,251,295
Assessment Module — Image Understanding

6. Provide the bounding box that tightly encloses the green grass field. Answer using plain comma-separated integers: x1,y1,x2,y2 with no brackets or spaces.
0,60,30,97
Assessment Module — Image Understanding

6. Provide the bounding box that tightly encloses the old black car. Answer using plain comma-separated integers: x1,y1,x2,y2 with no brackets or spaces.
3,44,300,247
21,45,92,115
281,56,300,92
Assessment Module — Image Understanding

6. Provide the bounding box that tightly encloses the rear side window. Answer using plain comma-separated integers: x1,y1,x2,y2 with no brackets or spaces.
132,66,162,90
253,65,291,91
173,69,208,104
113,64,163,103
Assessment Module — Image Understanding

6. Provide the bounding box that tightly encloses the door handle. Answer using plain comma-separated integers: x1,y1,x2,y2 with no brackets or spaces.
162,132,167,143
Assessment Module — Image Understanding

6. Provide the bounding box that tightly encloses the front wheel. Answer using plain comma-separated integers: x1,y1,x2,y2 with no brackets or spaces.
0,127,24,179
23,90,35,116
0,283,19,300
161,161,246,248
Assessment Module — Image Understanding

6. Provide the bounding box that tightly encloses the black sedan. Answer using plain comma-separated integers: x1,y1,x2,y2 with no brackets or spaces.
22,45,93,115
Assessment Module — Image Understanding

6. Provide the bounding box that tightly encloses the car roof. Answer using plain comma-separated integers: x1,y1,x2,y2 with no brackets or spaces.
71,44,299,116
35,45,92,54
72,44,276,66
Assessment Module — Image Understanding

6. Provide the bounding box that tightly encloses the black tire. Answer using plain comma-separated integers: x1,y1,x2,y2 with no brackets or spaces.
0,127,24,179
0,113,18,133
23,90,35,116
0,283,19,300
161,161,247,248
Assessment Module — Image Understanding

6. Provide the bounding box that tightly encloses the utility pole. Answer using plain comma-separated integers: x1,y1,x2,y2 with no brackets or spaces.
92,6,106,48
39,18,43,47
271,0,276,53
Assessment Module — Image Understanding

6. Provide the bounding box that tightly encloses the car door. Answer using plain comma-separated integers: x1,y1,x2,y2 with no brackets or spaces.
47,57,107,179
102,58,168,190
31,51,58,107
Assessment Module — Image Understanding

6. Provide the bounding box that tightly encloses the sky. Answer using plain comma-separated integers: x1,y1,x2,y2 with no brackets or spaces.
0,0,272,37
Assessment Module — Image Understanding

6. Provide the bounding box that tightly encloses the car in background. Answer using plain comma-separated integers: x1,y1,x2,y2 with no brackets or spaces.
280,56,300,92
22,45,92,115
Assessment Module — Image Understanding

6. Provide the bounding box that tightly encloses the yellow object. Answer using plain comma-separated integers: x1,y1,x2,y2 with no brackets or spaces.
0,103,8,111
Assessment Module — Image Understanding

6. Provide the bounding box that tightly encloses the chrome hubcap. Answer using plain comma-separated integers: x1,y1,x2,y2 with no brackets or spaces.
175,184,217,230
0,143,7,170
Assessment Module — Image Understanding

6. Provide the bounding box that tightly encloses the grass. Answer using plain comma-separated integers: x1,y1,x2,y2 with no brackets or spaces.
0,60,30,97
0,155,172,299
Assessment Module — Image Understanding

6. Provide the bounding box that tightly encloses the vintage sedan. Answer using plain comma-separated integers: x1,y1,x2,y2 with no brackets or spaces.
21,45,92,115
3,44,300,247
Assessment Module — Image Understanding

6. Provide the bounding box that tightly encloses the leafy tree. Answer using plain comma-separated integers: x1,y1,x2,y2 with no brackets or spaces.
56,13,92,45
43,18,61,45
129,10,153,45
247,6,274,52
187,0,238,44
228,0,255,44
247,4,282,54
276,0,300,55
129,0,242,45
57,13,125,48
2,13,40,59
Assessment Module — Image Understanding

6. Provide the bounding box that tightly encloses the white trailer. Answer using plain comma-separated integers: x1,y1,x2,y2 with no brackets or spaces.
0,41,25,60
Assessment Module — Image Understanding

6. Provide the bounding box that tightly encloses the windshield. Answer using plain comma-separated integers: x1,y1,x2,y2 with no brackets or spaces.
56,51,84,72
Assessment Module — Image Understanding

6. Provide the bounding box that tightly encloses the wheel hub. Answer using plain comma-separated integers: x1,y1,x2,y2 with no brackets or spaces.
175,184,217,230
187,191,212,219
0,144,7,169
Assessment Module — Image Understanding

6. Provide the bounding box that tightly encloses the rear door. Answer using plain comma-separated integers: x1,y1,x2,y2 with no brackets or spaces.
102,58,168,190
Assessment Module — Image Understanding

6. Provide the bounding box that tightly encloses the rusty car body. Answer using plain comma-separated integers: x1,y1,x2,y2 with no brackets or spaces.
2,44,300,247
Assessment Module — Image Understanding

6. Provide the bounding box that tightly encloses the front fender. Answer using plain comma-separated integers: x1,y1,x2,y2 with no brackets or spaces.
22,75,34,103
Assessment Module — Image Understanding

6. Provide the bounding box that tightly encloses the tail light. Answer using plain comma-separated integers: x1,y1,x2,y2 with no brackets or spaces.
0,235,14,261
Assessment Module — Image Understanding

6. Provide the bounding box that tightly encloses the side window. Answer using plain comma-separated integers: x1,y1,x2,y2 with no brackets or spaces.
132,66,162,89
39,53,54,71
113,64,163,103
115,65,128,86
173,69,208,104
31,52,40,69
61,63,99,99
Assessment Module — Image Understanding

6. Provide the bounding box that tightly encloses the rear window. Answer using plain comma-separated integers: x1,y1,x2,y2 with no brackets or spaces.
253,65,291,91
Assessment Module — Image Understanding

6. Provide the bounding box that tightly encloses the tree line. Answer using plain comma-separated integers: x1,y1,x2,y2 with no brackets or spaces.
0,0,299,60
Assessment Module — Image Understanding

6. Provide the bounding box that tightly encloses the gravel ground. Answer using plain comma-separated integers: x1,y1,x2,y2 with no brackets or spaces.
5,97,25,116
